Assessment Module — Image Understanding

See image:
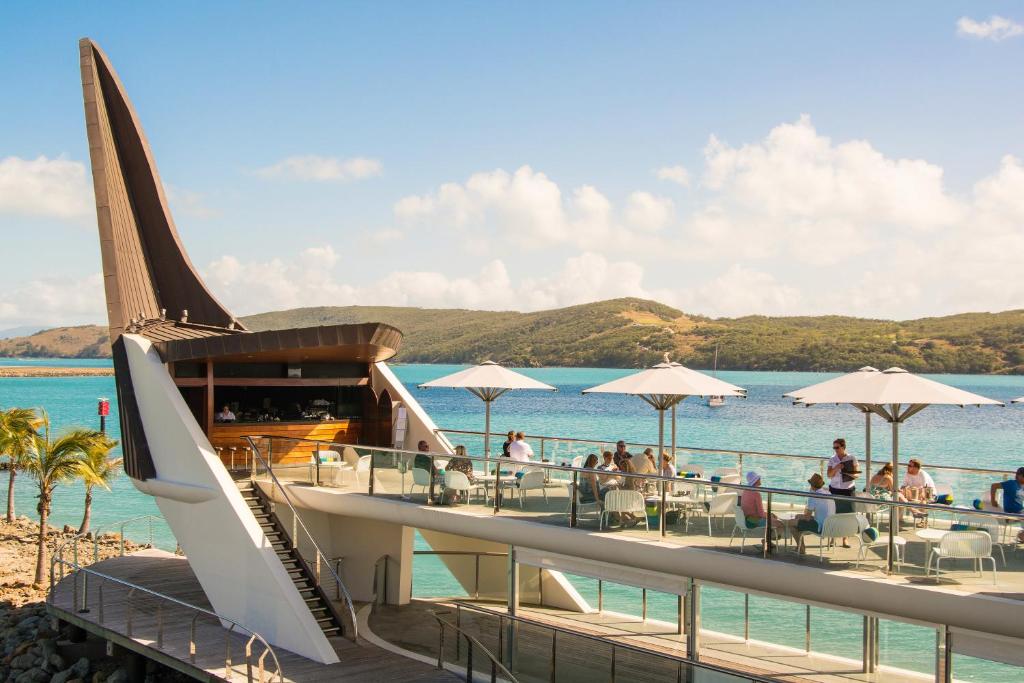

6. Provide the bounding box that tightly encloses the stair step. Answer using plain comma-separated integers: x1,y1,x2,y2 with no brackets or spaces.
315,617,334,624
320,627,341,635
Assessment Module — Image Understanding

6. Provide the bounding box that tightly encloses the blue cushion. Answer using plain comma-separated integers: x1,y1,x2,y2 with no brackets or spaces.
934,493,953,505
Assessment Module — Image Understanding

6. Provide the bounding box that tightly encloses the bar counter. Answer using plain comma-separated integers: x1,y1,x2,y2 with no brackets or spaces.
209,419,361,464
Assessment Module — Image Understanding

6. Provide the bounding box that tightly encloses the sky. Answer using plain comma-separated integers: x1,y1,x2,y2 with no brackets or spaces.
1,2,1023,329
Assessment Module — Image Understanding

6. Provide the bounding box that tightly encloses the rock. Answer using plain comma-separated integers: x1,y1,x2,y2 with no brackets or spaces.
50,668,74,683
47,654,65,671
17,615,40,631
11,653,36,669
104,670,127,683
62,526,75,535
69,657,90,679
16,667,50,683
91,671,107,683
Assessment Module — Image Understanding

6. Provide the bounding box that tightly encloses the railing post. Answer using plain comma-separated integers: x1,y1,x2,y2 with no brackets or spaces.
190,614,199,664
887,502,896,575
610,645,616,683
550,630,557,683
79,572,90,613
429,455,437,506
291,514,298,551
743,594,749,641
660,480,667,538
437,623,446,669
368,450,375,496
598,579,603,612
314,445,321,486
738,453,744,478
465,638,474,682
642,588,647,621
677,593,684,636
474,554,481,600
805,604,811,653
157,604,164,649
540,438,545,462
763,492,773,558
570,471,579,528
493,458,502,514
98,583,105,625
686,579,700,661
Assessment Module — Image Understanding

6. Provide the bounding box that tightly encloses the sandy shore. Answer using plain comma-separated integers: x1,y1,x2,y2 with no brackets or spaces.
0,367,113,378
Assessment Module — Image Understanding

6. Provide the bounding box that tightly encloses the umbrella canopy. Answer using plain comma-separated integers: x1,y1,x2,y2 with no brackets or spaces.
1013,397,1024,404
583,362,746,458
419,361,556,456
787,366,1001,570
784,367,881,485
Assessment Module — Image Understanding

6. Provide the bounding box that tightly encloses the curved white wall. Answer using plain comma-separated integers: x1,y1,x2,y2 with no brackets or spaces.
121,335,339,664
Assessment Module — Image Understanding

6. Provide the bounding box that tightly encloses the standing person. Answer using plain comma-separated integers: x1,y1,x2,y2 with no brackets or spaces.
501,431,515,458
826,438,858,547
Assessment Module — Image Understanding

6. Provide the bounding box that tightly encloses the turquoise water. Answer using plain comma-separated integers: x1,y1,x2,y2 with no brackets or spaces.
3,359,1022,679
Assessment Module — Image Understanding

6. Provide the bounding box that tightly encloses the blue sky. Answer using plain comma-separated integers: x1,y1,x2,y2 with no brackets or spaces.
2,2,1023,328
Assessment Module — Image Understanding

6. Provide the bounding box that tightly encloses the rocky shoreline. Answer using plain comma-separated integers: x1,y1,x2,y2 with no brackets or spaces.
0,368,113,379
0,518,187,683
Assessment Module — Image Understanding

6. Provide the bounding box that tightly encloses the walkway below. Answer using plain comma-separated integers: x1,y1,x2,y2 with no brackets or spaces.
368,598,940,683
47,550,458,683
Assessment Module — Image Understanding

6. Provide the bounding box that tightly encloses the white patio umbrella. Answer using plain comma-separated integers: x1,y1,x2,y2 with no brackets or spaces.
419,361,556,457
784,367,880,487
1013,397,1024,404
583,362,746,459
788,366,1002,567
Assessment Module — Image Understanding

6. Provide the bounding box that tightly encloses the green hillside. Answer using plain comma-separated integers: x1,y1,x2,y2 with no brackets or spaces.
4,299,1024,373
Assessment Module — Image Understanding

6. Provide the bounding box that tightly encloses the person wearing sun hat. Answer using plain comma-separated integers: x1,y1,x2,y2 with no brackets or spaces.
739,470,783,546
784,472,836,554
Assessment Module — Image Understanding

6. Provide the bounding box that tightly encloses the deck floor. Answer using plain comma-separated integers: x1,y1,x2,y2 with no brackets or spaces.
48,550,457,683
368,598,939,683
288,467,1024,600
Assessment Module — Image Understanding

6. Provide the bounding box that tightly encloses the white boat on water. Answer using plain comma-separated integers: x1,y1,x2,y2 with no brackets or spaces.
46,38,1024,683
706,345,725,407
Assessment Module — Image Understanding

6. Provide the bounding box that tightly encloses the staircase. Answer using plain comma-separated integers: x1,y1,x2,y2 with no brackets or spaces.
237,480,345,639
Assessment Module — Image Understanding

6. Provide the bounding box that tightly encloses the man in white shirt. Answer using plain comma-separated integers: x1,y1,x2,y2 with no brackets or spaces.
901,458,936,501
788,473,836,554
826,437,858,546
216,405,236,422
508,432,534,462
596,451,621,489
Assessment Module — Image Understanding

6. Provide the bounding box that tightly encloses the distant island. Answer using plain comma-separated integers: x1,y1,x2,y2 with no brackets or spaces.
2,298,1023,374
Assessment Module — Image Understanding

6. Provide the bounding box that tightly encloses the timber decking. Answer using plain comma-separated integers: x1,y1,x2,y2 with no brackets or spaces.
48,550,457,683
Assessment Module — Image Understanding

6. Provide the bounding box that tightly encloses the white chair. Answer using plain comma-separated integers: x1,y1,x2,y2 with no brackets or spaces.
712,467,739,478
803,513,863,563
571,455,586,469
355,455,372,488
310,449,351,486
342,446,361,469
855,516,906,570
410,468,431,498
442,470,486,504
682,464,705,478
696,493,738,535
952,513,1008,565
729,506,762,553
516,470,548,508
927,531,997,584
564,482,602,521
600,490,649,531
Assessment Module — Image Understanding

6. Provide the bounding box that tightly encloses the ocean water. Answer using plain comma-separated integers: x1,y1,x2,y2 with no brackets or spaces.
2,358,1022,679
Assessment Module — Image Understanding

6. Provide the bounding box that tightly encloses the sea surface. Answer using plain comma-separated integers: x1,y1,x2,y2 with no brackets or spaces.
2,358,1022,680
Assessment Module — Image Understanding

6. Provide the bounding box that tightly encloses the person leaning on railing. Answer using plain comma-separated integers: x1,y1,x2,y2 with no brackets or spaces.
989,467,1024,544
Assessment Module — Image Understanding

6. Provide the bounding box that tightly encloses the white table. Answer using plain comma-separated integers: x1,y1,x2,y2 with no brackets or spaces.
916,527,947,563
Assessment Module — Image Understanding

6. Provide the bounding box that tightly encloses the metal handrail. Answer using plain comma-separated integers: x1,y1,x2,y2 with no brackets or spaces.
48,548,283,682
431,609,518,683
244,436,359,641
452,601,773,683
92,513,164,557
438,427,1014,478
241,434,1024,523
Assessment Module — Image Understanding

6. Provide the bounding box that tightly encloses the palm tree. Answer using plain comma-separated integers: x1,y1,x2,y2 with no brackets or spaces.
0,407,40,523
76,436,121,535
24,412,104,585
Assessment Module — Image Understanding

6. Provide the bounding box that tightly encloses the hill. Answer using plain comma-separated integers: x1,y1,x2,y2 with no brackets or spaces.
3,300,1023,373
0,325,110,359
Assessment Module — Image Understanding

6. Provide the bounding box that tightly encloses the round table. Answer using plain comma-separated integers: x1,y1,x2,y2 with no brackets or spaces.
916,527,947,566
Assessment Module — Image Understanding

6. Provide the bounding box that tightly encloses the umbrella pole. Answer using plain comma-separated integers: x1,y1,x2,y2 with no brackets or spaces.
888,415,900,574
484,399,491,458
658,408,665,462
864,411,872,493
671,404,677,462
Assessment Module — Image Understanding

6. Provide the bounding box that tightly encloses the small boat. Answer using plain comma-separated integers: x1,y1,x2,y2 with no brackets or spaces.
706,344,725,407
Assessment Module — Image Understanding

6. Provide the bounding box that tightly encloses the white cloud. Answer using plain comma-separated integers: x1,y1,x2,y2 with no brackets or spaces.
624,191,674,232
655,165,691,187
202,246,672,315
676,265,802,318
0,156,91,220
0,273,104,326
255,155,383,182
957,16,1024,41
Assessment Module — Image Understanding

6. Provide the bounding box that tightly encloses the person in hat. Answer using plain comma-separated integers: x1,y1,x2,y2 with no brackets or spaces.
785,473,836,554
739,471,782,547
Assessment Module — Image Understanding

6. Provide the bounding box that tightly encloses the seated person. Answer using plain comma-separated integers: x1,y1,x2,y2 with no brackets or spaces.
990,467,1024,544
501,431,515,458
901,458,936,502
617,458,643,526
596,451,621,489
613,441,631,469
634,448,657,475
577,454,605,504
215,405,236,422
444,445,476,504
660,452,675,479
413,440,439,478
787,473,836,554
739,471,783,545
868,463,908,502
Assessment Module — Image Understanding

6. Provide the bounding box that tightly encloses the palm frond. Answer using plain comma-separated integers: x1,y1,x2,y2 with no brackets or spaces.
77,436,122,491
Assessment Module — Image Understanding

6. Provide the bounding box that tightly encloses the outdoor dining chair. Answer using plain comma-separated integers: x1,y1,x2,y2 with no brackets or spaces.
564,482,602,522
442,470,487,504
515,470,548,508
694,492,737,535
410,468,431,499
926,530,997,584
803,513,863,563
729,506,763,553
600,490,649,531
